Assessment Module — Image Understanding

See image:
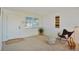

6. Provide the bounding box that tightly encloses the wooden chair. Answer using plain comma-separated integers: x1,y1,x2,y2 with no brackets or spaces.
67,37,76,50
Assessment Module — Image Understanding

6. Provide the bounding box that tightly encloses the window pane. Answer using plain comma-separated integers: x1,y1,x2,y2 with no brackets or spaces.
25,16,39,28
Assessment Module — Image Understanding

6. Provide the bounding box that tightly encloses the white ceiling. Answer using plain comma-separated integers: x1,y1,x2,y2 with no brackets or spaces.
3,7,79,16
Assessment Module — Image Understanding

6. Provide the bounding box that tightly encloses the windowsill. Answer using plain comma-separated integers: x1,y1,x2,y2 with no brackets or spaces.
24,27,39,29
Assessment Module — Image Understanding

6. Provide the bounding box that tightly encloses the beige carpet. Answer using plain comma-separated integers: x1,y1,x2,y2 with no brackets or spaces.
2,35,79,51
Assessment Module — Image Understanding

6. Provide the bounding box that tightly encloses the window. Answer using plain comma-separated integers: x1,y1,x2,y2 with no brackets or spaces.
55,16,60,28
24,16,39,28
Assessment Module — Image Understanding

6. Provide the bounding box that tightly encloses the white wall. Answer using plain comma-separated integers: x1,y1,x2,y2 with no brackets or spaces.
2,8,79,42
2,9,42,41
42,10,79,39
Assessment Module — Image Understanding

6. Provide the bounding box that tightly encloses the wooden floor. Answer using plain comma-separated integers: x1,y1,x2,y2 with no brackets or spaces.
4,38,24,45
2,35,79,51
